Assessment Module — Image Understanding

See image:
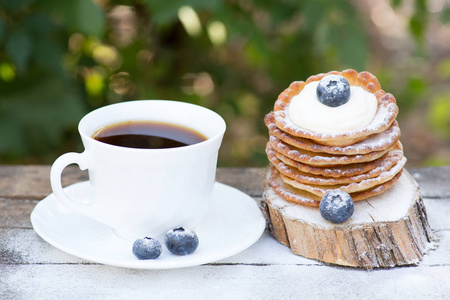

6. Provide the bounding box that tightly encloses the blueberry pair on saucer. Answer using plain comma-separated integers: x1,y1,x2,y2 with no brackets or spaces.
132,227,199,260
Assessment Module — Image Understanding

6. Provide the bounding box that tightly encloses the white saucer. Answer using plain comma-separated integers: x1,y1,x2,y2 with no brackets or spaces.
31,181,266,269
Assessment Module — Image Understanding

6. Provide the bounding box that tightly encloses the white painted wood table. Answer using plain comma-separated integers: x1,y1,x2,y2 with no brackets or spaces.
1,166,449,299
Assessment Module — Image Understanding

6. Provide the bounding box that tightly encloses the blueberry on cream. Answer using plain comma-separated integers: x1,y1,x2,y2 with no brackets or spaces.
316,75,351,107
288,75,378,134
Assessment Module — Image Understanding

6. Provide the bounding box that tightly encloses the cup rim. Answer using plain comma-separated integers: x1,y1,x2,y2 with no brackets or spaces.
78,100,226,153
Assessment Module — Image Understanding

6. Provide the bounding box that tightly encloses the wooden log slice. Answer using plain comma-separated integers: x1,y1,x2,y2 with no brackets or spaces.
260,169,435,269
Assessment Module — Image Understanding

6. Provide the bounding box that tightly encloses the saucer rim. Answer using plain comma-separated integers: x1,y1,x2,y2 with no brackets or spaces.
30,181,266,269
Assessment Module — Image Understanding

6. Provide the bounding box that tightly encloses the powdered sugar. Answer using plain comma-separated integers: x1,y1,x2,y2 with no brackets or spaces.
280,156,406,196
288,81,378,134
265,170,417,228
267,144,404,186
269,135,390,166
276,101,397,139
266,71,405,206
272,91,398,148
266,112,400,155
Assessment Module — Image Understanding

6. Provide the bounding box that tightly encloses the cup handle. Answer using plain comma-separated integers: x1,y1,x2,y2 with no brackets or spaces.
50,152,92,210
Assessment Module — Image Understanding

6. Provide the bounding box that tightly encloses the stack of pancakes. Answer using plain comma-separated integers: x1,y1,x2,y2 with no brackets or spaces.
264,69,406,207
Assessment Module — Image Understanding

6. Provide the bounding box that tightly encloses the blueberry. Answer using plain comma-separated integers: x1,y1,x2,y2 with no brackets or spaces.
164,227,199,255
319,190,354,224
132,237,162,260
316,75,351,107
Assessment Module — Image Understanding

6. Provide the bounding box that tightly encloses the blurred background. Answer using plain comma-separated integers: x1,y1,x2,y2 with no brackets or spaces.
0,0,449,168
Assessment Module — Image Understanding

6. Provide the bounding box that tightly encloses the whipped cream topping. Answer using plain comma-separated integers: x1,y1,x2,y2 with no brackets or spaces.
288,81,378,134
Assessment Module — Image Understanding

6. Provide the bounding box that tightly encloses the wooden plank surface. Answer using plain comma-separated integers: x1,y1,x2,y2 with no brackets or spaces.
1,165,450,299
409,166,450,198
1,165,449,200
0,166,265,200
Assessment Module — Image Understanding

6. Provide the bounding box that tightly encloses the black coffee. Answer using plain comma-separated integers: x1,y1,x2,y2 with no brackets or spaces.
92,121,207,149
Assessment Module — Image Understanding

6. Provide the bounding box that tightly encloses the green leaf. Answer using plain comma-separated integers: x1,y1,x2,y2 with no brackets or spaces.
409,0,428,42
338,20,368,70
244,32,270,67
441,7,450,23
414,0,427,12
144,0,188,26
0,74,86,156
390,0,403,9
6,31,32,73
0,115,27,154
315,22,331,56
313,12,367,70
0,17,5,44
143,0,222,26
22,14,54,36
0,0,35,13
303,1,326,30
409,14,425,41
437,58,450,79
428,95,450,138
74,0,106,37
189,0,222,10
34,39,64,73
45,0,106,38
407,77,427,95
71,0,105,37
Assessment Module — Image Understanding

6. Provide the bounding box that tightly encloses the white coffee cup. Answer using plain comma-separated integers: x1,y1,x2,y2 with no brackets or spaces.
50,100,226,240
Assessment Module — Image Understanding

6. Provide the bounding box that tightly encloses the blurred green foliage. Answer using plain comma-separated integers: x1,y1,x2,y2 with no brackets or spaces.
0,0,448,166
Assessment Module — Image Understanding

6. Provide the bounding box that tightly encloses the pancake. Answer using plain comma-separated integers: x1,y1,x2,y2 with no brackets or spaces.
278,154,406,196
265,112,400,155
267,166,404,207
269,135,391,166
267,142,404,185
272,70,398,147
264,69,406,209
271,145,386,178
